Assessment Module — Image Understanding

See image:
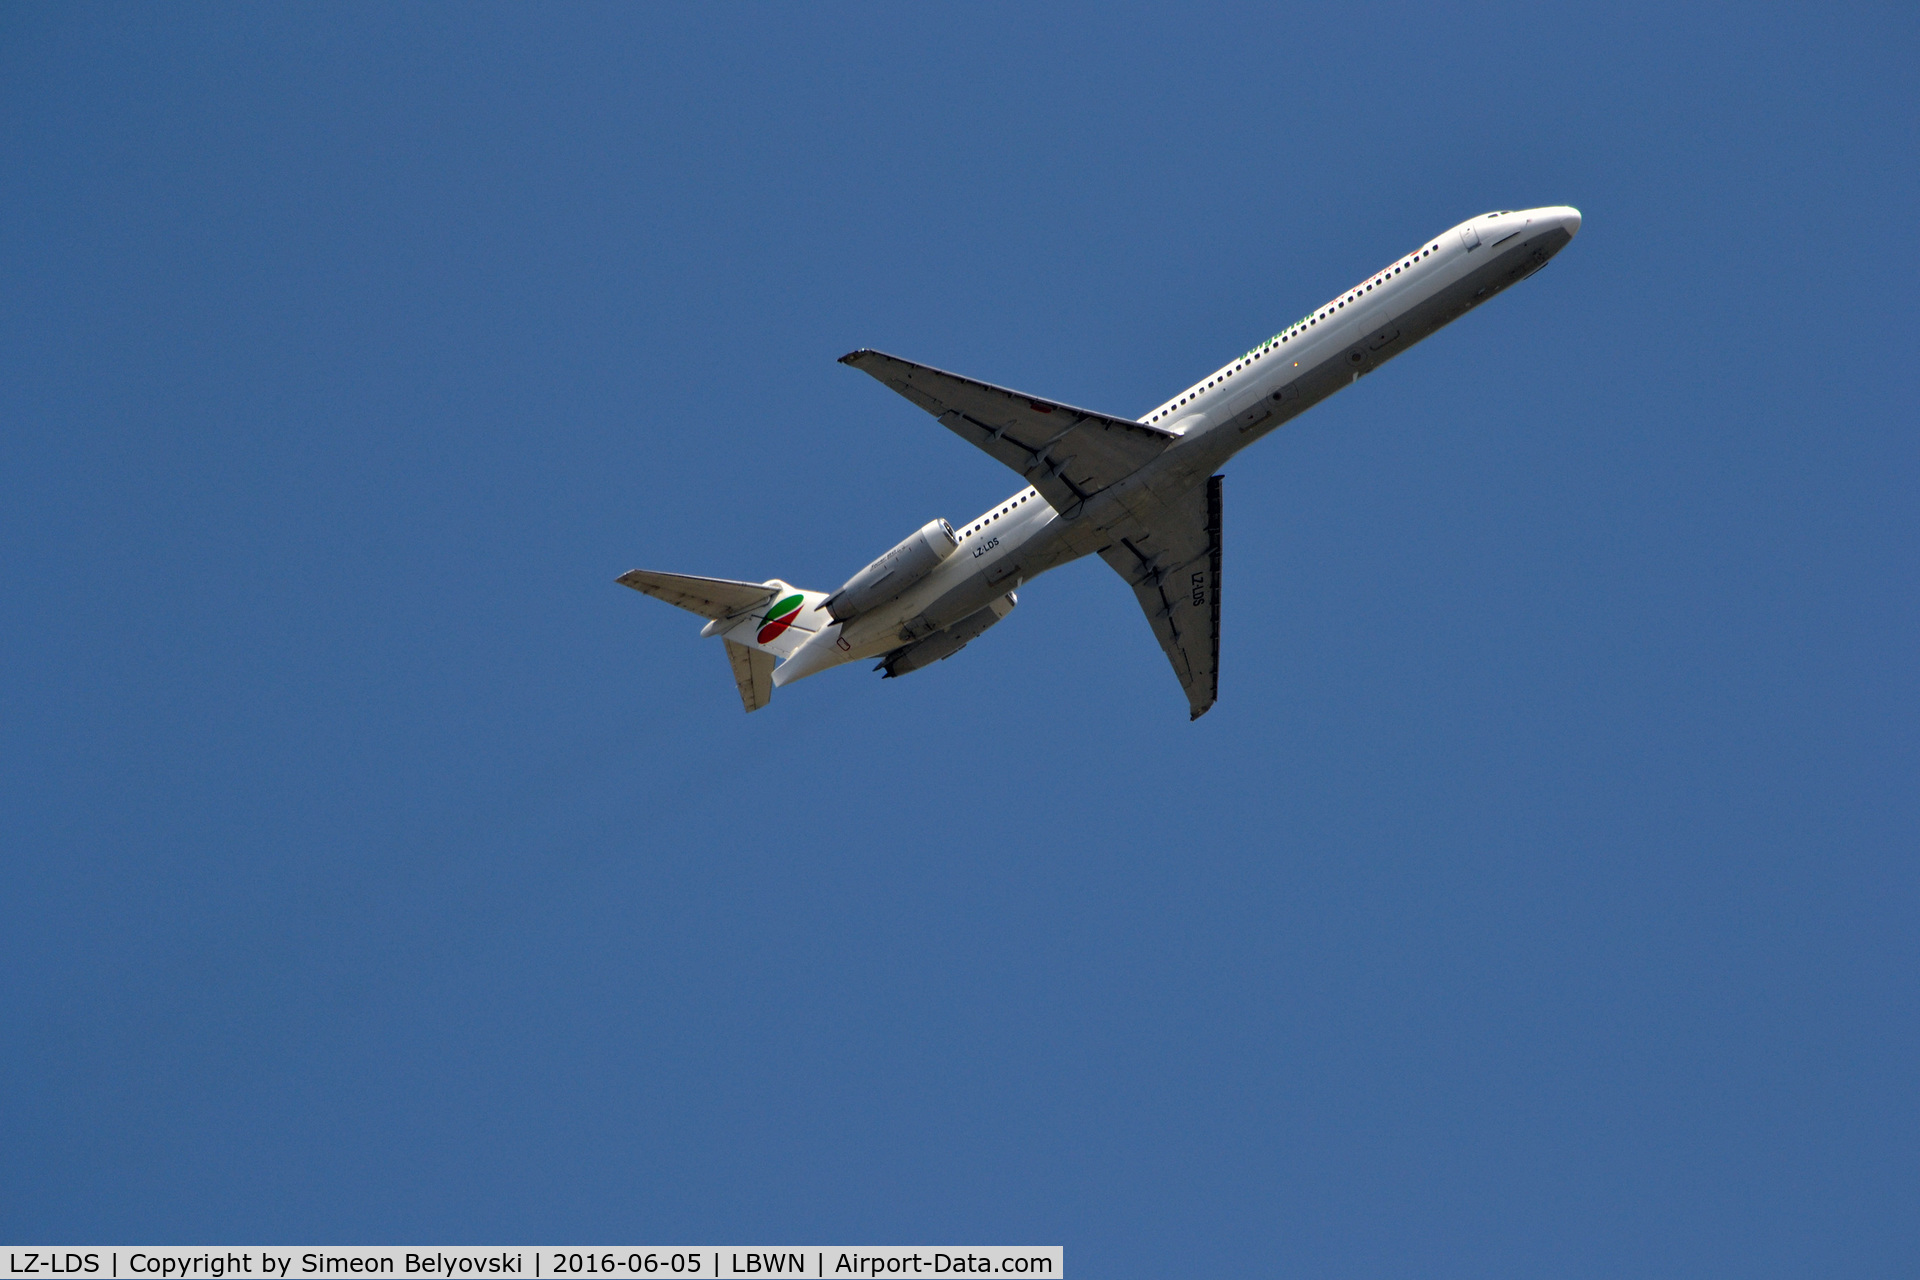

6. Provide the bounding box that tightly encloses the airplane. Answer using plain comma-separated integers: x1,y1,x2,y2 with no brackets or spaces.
620,206,1581,719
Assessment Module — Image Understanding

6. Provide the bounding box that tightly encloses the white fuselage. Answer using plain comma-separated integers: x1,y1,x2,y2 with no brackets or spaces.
777,207,1582,685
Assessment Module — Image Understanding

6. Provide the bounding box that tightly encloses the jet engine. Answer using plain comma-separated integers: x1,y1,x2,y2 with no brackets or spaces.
823,518,958,623
878,593,1017,678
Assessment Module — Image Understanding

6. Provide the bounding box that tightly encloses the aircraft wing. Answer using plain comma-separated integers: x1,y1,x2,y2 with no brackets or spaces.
1098,475,1223,720
616,568,777,620
840,349,1178,515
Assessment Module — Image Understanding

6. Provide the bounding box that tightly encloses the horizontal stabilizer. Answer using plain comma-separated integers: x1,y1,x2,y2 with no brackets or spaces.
619,570,831,711
616,568,778,620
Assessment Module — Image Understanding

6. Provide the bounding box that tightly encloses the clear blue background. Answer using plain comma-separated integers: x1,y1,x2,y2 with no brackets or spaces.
4,3,1916,1273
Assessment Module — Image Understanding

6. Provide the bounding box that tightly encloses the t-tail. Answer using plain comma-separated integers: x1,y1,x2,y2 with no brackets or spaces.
615,569,828,712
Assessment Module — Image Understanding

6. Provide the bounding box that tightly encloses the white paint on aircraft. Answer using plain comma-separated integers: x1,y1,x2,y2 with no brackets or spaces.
619,207,1582,718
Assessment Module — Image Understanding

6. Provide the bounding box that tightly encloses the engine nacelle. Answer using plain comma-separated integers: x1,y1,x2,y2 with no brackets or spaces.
879,593,1017,678
823,518,958,623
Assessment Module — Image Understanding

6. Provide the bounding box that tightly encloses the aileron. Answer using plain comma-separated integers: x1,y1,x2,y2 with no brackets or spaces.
620,208,1580,719
841,348,1176,514
1099,475,1223,720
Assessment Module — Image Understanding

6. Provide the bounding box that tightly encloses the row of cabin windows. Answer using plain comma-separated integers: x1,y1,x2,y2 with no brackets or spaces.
1145,242,1443,424
964,491,1033,538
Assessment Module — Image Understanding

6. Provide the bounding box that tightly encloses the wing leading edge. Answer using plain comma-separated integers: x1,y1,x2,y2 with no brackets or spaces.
839,348,1178,516
1098,475,1222,720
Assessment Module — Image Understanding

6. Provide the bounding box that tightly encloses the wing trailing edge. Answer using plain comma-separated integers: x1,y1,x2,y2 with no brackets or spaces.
1098,474,1222,720
839,348,1177,516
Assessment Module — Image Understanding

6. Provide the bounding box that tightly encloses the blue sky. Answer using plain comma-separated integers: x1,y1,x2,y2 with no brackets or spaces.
3,2,1916,1273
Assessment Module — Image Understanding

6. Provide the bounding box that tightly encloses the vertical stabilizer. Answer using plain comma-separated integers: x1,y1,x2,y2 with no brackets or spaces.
725,639,775,712
616,568,828,713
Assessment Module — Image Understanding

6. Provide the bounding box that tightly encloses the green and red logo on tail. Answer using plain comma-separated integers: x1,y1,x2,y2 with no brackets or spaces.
756,593,806,645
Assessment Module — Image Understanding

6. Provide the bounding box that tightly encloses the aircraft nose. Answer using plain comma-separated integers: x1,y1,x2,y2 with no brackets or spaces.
1546,206,1581,238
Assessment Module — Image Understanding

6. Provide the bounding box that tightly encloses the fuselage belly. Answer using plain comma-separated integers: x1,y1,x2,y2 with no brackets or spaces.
797,207,1581,679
